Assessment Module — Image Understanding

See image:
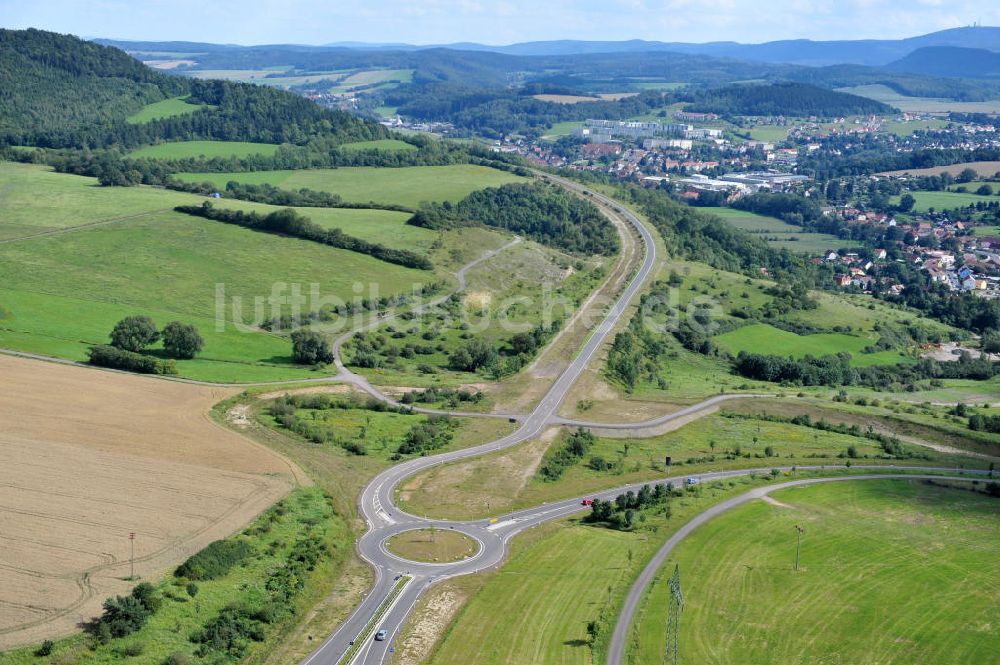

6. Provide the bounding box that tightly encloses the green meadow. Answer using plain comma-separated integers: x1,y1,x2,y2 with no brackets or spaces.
703,207,797,233
0,162,440,382
0,162,202,241
891,190,999,212
207,198,438,253
703,207,858,253
128,140,281,160
629,479,1000,665
126,96,210,124
715,323,867,356
714,323,912,366
175,164,526,208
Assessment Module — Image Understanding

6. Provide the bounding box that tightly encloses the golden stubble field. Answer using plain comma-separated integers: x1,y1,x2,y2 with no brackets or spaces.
0,354,304,649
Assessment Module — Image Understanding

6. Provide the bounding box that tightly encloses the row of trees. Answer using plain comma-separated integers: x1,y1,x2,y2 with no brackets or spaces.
583,482,677,531
176,203,433,270
87,315,204,374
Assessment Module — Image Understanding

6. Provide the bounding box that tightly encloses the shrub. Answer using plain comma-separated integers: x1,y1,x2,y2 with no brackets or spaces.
94,583,160,639
35,640,55,657
87,344,177,375
290,329,334,365
539,429,595,481
175,540,253,581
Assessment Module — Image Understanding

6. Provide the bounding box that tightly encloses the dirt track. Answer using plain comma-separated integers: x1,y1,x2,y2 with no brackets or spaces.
0,355,303,648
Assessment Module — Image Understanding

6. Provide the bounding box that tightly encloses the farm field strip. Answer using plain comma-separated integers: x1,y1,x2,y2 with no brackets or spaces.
0,354,298,649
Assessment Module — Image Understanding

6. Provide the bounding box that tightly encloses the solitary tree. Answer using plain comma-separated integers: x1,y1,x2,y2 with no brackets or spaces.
110,315,159,352
957,168,978,183
162,321,204,359
898,193,916,212
290,329,334,365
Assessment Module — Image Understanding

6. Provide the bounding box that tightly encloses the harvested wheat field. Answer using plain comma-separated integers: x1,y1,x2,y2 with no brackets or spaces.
0,354,303,649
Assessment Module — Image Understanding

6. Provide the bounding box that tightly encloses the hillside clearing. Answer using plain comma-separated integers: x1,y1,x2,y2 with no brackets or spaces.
125,96,209,124
128,140,281,159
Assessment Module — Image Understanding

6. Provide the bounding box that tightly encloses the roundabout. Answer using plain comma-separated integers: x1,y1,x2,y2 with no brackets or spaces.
384,528,481,565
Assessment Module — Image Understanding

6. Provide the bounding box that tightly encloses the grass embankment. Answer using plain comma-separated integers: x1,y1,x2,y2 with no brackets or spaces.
628,479,1000,665
386,529,479,563
2,488,351,665
398,408,989,521
175,164,526,208
228,388,516,517
127,140,281,159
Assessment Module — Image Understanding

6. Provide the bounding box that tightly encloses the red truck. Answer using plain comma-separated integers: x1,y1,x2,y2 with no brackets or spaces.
581,499,594,506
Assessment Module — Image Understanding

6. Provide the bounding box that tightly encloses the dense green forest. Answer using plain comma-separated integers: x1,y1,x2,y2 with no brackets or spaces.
0,29,383,148
409,182,619,255
680,82,894,117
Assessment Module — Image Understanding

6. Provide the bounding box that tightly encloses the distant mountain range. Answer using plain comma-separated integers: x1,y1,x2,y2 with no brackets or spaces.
323,26,1000,67
99,26,1000,68
885,46,1000,79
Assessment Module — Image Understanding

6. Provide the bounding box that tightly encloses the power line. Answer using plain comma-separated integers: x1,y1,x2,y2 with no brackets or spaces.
665,565,684,665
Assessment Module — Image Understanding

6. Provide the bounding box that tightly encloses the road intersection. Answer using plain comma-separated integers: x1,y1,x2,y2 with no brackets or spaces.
295,178,993,665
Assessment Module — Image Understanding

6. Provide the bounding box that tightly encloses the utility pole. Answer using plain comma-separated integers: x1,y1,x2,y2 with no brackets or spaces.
128,532,136,580
794,525,805,571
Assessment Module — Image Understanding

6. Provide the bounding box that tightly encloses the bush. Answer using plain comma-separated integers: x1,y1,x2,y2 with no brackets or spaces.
539,429,595,481
94,583,160,639
35,640,55,657
290,329,334,365
175,540,253,581
87,345,177,375
162,321,204,359
165,652,191,665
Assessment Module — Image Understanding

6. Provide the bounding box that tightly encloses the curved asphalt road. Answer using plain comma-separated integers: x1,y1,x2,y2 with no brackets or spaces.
302,178,662,665
298,178,994,665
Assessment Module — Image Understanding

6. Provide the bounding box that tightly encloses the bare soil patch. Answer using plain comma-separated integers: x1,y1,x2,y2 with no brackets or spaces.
0,355,300,648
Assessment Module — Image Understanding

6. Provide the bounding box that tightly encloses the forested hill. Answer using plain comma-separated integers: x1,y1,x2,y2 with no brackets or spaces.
681,82,894,117
0,29,385,149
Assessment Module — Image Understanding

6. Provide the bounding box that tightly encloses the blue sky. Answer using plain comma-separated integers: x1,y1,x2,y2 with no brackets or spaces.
2,0,998,45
